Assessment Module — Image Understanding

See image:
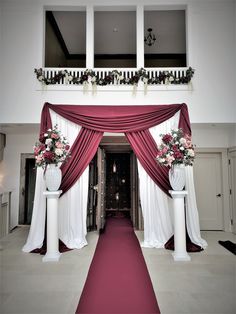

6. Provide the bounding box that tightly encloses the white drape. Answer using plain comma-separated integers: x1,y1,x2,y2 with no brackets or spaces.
138,112,207,248
23,111,89,252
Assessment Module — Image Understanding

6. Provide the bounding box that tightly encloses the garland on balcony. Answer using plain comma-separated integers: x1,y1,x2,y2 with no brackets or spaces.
34,67,195,86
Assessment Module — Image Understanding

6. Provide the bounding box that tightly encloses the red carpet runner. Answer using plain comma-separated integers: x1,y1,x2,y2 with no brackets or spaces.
76,217,160,314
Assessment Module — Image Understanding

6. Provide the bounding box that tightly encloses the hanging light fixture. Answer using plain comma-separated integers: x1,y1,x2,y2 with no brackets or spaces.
144,28,156,46
113,161,117,173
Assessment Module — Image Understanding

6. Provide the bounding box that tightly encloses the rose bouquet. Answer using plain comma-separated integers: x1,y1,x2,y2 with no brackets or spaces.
156,128,195,167
34,125,70,168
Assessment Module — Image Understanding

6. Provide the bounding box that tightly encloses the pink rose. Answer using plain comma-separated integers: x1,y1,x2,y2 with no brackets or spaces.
65,145,70,151
51,133,59,139
55,142,63,148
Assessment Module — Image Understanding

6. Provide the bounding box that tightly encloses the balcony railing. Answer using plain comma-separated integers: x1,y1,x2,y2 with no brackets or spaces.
35,67,194,91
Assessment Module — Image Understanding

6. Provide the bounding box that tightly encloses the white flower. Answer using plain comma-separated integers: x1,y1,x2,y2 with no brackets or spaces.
188,149,195,157
68,75,73,81
45,138,52,145
91,76,96,82
55,148,63,156
173,133,177,138
180,138,186,144
38,75,43,81
143,77,148,84
169,76,174,82
44,133,48,137
180,146,185,151
119,75,124,80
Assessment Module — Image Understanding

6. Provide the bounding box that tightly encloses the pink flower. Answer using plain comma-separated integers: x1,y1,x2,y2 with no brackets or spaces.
51,133,59,139
55,142,63,148
65,145,70,151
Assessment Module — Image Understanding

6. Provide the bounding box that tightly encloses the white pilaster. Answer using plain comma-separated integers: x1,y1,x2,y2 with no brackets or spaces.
136,5,144,68
42,190,62,262
86,4,94,69
169,190,191,262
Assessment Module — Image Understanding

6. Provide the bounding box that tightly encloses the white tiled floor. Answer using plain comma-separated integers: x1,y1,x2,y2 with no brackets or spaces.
0,227,235,314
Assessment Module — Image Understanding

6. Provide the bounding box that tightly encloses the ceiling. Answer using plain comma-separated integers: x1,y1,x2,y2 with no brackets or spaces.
50,10,186,55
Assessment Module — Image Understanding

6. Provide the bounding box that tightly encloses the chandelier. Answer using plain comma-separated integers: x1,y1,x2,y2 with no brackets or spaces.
144,28,156,46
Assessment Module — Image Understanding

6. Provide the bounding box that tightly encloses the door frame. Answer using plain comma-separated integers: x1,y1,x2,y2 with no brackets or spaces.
228,147,236,234
19,153,35,224
195,148,231,232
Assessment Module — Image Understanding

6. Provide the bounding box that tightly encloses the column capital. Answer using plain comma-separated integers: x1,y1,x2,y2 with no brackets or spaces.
43,190,62,199
169,190,188,198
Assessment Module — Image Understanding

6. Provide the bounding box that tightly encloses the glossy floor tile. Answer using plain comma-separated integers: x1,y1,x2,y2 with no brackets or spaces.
0,227,235,314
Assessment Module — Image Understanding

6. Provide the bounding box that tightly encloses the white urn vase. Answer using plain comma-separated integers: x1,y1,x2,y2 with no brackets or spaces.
169,164,186,191
45,164,62,191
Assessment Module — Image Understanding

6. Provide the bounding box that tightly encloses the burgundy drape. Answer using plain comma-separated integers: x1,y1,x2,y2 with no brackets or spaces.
40,102,191,196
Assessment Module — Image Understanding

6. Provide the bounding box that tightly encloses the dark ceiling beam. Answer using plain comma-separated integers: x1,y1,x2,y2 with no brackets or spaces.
46,11,70,58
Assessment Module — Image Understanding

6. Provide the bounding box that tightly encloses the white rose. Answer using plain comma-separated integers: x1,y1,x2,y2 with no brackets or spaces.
180,146,185,151
169,76,174,82
44,133,48,137
68,75,73,81
188,149,195,157
173,133,177,138
55,148,63,156
180,138,186,144
45,138,52,145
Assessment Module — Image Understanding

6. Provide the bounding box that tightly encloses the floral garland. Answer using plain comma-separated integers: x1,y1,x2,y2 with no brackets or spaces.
34,67,194,86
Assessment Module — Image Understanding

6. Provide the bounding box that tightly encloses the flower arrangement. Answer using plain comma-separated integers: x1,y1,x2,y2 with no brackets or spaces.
156,129,195,167
34,125,70,168
34,67,194,86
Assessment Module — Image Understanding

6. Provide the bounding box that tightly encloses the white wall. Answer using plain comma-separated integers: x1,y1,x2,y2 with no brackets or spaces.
0,131,38,229
192,124,236,148
0,0,235,124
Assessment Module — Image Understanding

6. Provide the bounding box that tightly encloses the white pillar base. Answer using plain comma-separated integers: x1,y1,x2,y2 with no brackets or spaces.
42,190,62,263
169,190,191,262
42,252,61,262
172,252,191,262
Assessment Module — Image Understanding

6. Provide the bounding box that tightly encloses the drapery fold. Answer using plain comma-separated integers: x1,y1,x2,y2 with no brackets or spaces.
40,102,191,197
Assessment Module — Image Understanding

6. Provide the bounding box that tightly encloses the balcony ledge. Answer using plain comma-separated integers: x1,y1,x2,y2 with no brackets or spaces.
35,67,194,92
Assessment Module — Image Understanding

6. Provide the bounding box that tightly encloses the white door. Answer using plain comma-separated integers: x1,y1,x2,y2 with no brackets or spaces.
193,152,223,230
229,149,236,234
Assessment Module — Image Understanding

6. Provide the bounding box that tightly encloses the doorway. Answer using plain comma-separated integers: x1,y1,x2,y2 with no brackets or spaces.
106,153,131,217
19,154,37,225
86,136,142,232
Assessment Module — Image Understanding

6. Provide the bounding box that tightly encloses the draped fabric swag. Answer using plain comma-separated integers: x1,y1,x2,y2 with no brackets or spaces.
23,102,207,253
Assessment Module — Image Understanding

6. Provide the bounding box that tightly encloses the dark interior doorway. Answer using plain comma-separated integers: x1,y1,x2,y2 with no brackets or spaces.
19,154,36,225
86,136,143,231
106,153,131,217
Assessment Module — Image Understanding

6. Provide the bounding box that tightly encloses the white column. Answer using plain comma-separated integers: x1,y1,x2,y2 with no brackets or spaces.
86,4,94,68
42,190,62,262
169,190,191,262
136,5,144,68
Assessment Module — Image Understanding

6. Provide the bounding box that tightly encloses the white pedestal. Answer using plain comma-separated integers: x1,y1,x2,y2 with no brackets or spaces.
42,190,62,262
169,190,191,262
